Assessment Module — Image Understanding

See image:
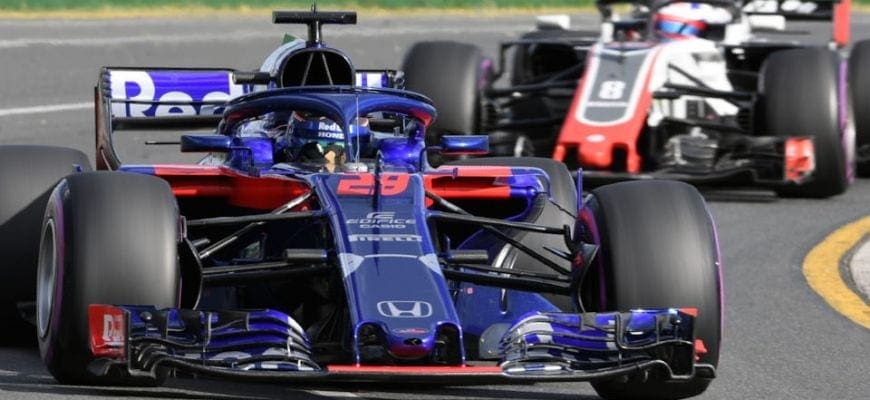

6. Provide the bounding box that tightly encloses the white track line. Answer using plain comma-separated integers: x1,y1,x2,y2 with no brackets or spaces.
0,31,276,49
0,102,91,117
307,390,360,398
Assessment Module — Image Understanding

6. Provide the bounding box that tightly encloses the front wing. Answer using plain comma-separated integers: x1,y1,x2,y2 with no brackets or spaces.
577,135,816,189
87,305,714,384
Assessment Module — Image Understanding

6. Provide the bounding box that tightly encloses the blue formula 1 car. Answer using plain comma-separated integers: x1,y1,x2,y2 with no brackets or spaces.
0,9,722,400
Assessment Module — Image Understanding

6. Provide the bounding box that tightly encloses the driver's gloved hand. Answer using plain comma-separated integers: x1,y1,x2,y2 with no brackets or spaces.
322,144,345,164
298,142,327,164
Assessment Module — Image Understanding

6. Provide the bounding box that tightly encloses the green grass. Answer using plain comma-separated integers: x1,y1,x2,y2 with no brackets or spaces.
0,0,597,11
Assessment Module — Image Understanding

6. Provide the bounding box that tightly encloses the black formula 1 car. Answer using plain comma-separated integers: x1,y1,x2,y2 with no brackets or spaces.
0,8,722,400
403,0,870,197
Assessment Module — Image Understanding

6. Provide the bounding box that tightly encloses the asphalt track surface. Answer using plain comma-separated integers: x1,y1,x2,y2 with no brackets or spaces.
0,12,869,400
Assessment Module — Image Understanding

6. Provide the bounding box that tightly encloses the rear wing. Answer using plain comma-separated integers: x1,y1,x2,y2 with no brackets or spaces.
95,67,404,170
95,67,245,169
743,0,843,21
593,0,850,47
741,0,850,46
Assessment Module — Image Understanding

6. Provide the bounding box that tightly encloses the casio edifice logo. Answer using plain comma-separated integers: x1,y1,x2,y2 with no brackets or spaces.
346,211,415,229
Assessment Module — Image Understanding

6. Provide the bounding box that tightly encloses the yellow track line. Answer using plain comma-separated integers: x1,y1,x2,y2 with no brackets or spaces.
803,216,870,329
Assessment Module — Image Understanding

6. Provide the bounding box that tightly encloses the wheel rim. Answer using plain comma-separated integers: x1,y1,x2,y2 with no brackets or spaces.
36,218,57,338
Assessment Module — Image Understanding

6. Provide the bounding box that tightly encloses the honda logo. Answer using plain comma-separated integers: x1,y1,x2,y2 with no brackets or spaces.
377,301,433,318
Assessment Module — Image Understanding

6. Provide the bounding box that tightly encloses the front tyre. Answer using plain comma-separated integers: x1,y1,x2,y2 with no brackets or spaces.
760,48,849,197
589,181,721,400
37,172,179,385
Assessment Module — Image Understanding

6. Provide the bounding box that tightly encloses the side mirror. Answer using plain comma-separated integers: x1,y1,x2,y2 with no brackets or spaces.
180,135,232,153
440,135,489,156
232,70,271,85
536,14,570,31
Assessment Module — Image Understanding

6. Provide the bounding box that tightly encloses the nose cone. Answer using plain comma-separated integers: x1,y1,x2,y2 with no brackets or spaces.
579,140,614,169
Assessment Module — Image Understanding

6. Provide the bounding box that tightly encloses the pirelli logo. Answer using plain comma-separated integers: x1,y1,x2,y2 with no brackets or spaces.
348,234,422,242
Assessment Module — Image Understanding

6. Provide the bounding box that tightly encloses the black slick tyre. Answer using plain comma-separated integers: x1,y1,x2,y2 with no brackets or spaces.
402,41,486,137
510,29,596,86
0,145,91,342
37,172,179,384
849,39,870,176
588,181,721,400
448,157,577,311
760,48,849,197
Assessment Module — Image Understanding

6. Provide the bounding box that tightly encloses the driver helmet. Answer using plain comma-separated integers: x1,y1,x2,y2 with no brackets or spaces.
236,111,290,138
654,2,732,40
283,111,348,164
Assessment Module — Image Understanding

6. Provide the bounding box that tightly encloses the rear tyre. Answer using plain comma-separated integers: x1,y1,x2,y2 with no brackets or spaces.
448,157,576,311
0,146,91,343
589,181,721,400
402,41,486,137
760,48,849,197
849,39,870,176
510,29,596,86
37,172,179,385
